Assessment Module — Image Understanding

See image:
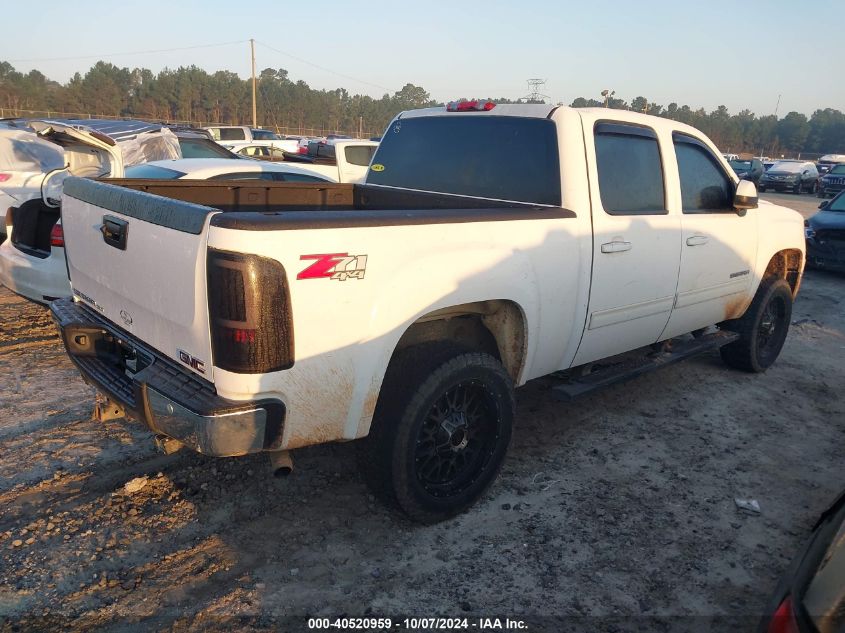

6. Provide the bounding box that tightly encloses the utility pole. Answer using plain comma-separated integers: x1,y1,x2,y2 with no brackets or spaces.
250,38,257,128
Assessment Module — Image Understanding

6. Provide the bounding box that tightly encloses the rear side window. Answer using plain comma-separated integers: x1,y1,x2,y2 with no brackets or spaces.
367,116,561,206
344,145,377,167
209,171,274,181
122,164,186,179
278,173,330,183
674,134,734,213
178,138,233,159
219,128,247,141
594,123,665,215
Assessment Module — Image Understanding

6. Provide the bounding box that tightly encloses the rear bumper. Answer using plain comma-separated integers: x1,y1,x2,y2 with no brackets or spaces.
0,241,72,304
50,298,285,457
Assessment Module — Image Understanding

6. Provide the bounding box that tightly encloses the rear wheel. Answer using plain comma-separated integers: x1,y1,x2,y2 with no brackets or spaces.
720,278,793,372
361,343,514,523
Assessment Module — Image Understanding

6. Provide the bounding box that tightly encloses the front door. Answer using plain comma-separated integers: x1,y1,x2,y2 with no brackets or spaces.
572,119,682,366
660,133,757,340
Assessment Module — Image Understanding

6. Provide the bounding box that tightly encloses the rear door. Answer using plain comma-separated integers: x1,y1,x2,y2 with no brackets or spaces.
660,133,756,339
572,117,682,365
61,178,216,380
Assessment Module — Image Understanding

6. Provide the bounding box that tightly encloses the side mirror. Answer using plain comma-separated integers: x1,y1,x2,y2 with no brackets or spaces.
734,179,758,213
819,200,829,209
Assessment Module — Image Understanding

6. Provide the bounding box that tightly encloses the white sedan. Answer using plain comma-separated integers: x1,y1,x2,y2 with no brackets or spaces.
0,159,336,303
123,158,337,182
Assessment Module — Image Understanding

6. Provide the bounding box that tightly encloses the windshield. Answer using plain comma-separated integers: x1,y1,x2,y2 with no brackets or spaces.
828,194,845,212
828,165,845,175
729,160,753,171
251,129,281,140
770,161,803,173
367,115,561,206
123,164,186,179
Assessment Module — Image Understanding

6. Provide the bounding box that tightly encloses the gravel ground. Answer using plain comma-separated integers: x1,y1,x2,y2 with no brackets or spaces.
1,229,844,631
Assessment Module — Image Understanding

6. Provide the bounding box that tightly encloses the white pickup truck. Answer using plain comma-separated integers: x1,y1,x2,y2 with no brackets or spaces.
51,103,804,523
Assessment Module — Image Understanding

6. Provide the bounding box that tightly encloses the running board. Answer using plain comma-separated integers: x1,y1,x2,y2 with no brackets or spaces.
551,331,740,401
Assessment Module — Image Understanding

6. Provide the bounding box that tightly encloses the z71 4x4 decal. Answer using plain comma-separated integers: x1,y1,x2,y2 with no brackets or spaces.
297,253,368,281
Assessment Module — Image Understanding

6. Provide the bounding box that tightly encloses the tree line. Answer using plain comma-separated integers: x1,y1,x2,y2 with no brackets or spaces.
1,60,843,156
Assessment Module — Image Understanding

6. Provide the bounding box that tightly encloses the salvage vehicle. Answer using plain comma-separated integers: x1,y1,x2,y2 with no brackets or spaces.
0,119,180,302
817,163,845,199
805,191,845,272
759,161,820,194
757,489,845,633
729,157,765,185
51,103,805,523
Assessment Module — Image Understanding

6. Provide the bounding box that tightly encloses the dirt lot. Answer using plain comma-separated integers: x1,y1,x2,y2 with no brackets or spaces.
1,200,844,631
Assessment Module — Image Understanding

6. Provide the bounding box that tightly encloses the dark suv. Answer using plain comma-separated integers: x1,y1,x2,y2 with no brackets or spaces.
759,161,819,194
818,164,845,198
729,158,764,185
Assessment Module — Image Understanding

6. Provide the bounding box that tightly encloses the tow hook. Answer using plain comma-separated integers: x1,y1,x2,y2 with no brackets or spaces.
268,450,294,477
154,435,184,455
92,394,125,422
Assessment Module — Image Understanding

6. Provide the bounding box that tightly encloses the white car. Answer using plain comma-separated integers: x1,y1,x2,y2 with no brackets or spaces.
222,142,298,160
0,158,335,303
122,158,336,182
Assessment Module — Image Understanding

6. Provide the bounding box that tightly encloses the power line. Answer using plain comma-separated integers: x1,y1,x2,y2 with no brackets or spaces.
5,40,248,64
254,40,392,93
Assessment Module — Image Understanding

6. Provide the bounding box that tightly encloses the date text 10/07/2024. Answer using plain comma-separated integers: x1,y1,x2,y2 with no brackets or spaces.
307,617,529,630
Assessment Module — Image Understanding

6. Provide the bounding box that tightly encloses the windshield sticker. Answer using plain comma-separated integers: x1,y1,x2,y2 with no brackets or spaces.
371,164,385,172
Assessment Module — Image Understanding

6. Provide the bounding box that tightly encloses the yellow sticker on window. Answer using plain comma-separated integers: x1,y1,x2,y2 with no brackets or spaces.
371,164,385,172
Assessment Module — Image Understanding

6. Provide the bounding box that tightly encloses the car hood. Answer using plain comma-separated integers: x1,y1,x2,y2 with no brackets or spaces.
765,171,800,177
807,210,845,229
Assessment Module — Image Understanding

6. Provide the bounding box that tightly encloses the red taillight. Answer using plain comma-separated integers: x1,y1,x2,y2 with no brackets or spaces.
0,173,11,183
446,100,496,112
768,597,799,633
207,249,294,373
298,146,308,154
50,224,64,248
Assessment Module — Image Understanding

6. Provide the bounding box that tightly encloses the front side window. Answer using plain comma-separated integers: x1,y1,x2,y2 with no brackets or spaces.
594,123,665,215
674,135,734,213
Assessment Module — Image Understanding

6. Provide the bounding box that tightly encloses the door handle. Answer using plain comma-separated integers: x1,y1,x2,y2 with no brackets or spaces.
100,215,128,250
600,240,632,253
686,235,709,247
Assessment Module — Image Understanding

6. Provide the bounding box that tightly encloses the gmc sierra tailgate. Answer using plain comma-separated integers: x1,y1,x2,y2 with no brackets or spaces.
61,177,216,380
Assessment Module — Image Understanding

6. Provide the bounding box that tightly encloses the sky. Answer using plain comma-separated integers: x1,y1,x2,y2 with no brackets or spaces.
3,0,843,117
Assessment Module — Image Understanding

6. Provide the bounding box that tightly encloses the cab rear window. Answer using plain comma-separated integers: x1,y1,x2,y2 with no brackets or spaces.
367,116,561,206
